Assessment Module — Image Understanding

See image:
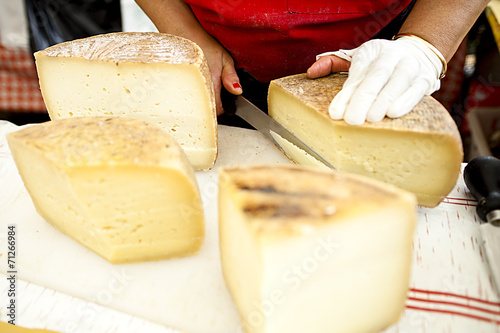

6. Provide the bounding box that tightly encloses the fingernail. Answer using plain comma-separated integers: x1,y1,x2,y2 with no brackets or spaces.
233,82,242,90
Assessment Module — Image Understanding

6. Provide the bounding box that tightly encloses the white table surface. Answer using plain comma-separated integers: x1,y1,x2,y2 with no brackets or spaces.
0,120,499,333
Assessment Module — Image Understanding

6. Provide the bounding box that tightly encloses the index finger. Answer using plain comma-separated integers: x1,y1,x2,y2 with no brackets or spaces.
307,56,351,79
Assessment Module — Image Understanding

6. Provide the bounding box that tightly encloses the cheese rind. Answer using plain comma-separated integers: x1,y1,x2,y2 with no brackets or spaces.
268,73,463,207
219,165,416,333
34,32,217,170
7,117,204,263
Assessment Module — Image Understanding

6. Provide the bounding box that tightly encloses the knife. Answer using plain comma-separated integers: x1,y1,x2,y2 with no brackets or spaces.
235,95,335,169
463,156,500,295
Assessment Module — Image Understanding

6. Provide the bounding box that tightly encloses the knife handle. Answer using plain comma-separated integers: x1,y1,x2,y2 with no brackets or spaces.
463,156,500,224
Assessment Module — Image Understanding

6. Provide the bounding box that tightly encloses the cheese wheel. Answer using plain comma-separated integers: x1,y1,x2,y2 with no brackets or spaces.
7,117,204,263
34,32,217,170
219,165,416,333
0,322,58,333
268,73,463,207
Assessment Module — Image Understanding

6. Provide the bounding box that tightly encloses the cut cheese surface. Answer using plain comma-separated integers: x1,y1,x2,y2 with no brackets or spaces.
269,130,330,170
268,73,463,207
219,165,416,333
7,117,204,264
34,32,217,170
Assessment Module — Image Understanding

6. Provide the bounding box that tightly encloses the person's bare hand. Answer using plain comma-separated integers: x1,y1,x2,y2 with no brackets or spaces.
201,40,242,115
306,55,351,78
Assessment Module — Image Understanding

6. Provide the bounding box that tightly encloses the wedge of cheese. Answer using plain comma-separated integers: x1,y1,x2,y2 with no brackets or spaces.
0,322,59,333
34,32,217,170
268,73,463,207
219,165,416,333
7,117,204,263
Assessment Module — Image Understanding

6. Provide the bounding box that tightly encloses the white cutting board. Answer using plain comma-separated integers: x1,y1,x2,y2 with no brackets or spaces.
1,121,500,332
0,123,292,333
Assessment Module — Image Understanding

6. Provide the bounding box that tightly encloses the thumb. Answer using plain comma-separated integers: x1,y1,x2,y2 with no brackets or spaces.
307,55,351,79
221,55,242,95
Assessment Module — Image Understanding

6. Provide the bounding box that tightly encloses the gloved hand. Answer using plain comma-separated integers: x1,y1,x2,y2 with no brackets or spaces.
314,36,444,125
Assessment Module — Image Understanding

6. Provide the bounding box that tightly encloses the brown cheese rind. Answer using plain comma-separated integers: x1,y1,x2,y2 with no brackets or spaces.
38,32,204,65
7,117,188,169
221,165,414,236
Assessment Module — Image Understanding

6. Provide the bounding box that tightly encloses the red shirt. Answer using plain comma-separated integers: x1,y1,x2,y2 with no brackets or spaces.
185,0,413,82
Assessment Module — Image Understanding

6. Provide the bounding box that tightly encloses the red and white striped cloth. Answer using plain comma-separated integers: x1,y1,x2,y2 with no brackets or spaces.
406,288,500,326
0,45,46,112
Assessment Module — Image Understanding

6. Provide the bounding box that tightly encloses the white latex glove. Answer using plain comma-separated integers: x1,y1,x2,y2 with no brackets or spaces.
317,37,444,125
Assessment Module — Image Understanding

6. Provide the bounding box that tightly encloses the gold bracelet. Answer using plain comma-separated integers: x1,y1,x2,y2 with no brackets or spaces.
392,33,447,79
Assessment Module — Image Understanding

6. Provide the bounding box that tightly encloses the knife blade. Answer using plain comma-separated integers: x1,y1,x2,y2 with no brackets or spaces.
235,95,335,169
463,156,500,295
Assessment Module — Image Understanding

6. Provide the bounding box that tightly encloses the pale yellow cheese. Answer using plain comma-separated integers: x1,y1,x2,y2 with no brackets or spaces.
7,117,204,263
34,32,217,170
0,322,59,333
219,165,416,333
269,130,330,170
268,73,463,207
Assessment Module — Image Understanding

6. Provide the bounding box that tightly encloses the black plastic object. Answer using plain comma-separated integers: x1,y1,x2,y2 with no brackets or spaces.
24,0,122,53
464,156,500,222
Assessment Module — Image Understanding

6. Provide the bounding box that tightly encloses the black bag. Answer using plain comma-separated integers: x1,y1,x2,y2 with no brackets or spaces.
25,0,122,53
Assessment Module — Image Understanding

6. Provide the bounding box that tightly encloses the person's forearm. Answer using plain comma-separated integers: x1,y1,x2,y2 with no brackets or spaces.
399,0,489,61
134,0,213,46
134,0,243,114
